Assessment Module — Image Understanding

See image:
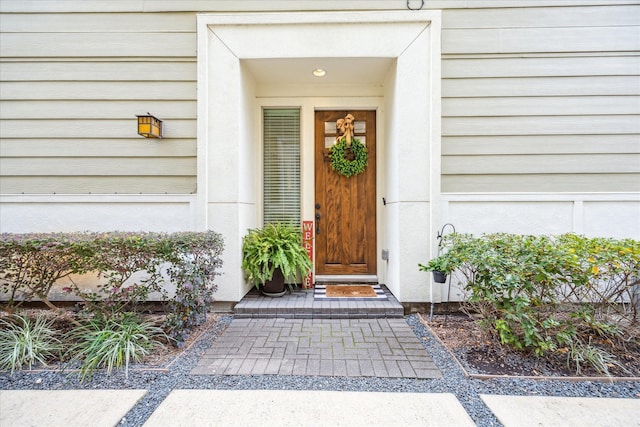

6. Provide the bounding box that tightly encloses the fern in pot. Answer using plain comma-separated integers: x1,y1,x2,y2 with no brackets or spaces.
241,223,312,297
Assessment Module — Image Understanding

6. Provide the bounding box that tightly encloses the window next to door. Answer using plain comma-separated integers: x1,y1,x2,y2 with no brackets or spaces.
263,108,301,226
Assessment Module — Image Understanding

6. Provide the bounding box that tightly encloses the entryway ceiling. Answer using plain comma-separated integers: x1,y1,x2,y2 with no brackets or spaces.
243,57,395,86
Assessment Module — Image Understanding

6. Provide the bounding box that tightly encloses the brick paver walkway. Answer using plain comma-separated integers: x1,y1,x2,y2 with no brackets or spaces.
191,318,442,379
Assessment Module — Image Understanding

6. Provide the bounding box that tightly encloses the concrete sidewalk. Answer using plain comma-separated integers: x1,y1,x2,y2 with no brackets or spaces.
481,395,640,427
144,390,475,427
0,389,147,427
2,389,639,427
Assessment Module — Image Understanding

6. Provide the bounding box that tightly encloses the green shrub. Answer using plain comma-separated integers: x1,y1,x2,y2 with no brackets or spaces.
428,233,639,362
0,233,88,311
1,231,224,344
0,314,62,373
69,232,171,316
556,234,640,322
68,313,166,382
163,231,224,345
0,231,225,377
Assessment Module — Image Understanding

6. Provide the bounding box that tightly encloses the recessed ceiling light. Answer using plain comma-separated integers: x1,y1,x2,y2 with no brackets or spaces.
312,69,326,77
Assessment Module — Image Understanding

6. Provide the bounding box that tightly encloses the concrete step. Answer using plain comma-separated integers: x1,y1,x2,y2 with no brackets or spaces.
233,285,404,319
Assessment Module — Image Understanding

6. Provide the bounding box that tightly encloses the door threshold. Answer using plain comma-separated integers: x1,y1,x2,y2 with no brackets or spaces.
315,275,378,283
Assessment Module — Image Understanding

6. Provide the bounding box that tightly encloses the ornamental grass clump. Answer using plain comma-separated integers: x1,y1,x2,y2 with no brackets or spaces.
566,337,630,376
68,313,166,382
0,314,62,374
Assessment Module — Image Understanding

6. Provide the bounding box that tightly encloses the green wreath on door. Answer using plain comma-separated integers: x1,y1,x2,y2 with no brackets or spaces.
328,137,368,178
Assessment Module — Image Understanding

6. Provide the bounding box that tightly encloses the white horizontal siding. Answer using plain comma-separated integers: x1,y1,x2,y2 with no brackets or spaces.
443,135,640,155
441,4,640,193
1,1,638,196
0,100,196,119
443,154,640,175
443,96,640,116
0,139,195,157
0,119,195,138
1,82,196,100
442,174,640,193
443,115,640,136
0,12,195,32
442,26,640,54
0,8,199,194
1,157,196,176
442,4,640,28
0,177,197,194
0,62,196,82
442,56,639,78
443,76,639,97
1,33,196,57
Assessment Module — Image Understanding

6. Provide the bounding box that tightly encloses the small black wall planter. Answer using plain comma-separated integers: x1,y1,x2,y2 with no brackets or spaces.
433,271,447,283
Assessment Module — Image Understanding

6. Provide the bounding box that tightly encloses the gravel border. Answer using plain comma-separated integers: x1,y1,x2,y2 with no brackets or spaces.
1,314,639,427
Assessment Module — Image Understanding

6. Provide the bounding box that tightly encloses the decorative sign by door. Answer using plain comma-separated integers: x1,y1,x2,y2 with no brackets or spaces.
302,220,314,289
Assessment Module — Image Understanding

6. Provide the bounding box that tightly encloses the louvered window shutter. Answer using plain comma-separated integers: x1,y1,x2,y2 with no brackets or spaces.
263,108,301,226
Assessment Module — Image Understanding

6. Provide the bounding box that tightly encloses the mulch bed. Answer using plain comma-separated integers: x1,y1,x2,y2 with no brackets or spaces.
5,307,640,379
424,313,640,379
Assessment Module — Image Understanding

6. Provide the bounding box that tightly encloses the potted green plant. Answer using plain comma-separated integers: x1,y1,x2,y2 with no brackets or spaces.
241,222,312,297
418,256,452,283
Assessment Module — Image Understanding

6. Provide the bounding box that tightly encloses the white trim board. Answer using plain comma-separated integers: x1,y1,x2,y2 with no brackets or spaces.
441,192,640,239
0,194,197,232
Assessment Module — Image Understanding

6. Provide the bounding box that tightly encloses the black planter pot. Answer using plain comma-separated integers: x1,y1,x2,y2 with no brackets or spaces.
260,268,287,297
433,271,447,283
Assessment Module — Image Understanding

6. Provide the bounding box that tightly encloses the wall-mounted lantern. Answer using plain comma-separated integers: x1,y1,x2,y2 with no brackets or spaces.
137,113,163,138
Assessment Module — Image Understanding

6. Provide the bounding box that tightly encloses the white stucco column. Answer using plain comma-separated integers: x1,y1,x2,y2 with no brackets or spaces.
197,24,259,302
383,17,441,302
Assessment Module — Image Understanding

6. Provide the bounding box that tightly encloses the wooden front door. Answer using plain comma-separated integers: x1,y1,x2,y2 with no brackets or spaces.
314,110,376,276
